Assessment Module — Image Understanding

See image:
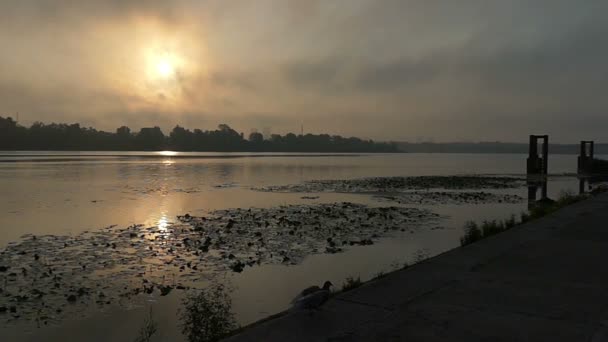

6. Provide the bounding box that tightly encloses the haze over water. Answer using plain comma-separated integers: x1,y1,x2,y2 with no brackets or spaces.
0,152,584,244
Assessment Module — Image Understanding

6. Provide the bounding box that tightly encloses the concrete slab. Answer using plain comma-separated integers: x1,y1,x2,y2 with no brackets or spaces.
354,303,592,342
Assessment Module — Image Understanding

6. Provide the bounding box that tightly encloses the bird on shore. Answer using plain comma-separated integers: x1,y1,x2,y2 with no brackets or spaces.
291,281,333,310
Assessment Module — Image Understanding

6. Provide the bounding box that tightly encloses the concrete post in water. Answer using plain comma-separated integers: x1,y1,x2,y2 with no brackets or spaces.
578,141,594,174
579,142,586,174
540,177,548,200
527,135,549,202
527,135,549,176
541,135,548,176
579,178,587,195
527,135,539,175
527,182,538,209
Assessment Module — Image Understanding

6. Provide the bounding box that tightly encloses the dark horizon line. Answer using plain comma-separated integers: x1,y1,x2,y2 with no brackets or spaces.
0,116,399,153
6,118,604,146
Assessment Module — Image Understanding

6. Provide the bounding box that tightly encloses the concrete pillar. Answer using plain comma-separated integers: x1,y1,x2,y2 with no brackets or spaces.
529,135,537,157
578,141,595,175
527,182,538,210
542,135,548,175
527,135,549,177
578,141,586,174
527,135,540,175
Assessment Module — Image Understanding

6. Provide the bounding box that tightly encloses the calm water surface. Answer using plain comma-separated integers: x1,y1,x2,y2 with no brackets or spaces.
0,152,596,341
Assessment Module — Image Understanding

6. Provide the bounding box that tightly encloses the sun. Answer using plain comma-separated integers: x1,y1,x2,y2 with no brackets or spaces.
155,59,175,78
145,49,180,80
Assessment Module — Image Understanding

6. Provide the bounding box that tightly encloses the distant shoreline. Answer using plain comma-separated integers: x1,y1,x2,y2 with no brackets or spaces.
396,142,608,154
0,148,606,155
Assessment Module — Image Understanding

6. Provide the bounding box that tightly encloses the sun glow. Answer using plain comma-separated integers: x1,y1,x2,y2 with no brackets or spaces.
126,21,209,106
156,59,175,78
150,52,179,80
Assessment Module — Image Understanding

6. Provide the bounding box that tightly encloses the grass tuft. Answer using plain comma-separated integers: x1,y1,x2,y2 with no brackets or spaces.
372,271,386,280
460,221,482,246
179,284,237,342
134,309,158,342
341,276,362,292
461,192,590,247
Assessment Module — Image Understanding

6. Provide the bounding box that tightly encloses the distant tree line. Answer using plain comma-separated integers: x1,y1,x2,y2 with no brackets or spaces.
0,116,399,152
398,142,608,154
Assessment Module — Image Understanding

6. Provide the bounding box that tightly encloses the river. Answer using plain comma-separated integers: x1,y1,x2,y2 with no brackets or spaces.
0,152,599,341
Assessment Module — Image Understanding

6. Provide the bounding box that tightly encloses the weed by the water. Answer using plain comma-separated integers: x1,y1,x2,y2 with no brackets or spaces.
341,276,362,292
460,221,482,246
373,272,386,280
556,191,586,206
179,284,237,342
480,220,502,237
133,309,158,342
461,192,589,246
504,214,517,229
460,215,518,246
527,192,586,221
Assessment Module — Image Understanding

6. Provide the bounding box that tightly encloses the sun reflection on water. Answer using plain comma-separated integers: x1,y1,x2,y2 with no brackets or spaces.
158,215,169,232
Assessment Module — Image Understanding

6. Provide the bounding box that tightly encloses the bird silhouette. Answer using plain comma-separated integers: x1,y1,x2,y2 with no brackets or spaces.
291,281,333,310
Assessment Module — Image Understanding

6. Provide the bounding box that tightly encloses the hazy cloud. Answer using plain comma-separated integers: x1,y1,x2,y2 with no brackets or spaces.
1,0,607,142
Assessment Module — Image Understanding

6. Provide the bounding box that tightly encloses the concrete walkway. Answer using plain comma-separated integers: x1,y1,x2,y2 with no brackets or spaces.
225,192,608,341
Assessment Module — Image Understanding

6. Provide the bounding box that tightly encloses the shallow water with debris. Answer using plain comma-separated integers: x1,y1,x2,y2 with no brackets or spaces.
0,152,599,341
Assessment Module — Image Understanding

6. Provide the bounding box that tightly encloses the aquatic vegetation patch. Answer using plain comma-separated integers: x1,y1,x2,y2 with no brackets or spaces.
376,191,523,205
177,203,440,267
254,176,525,193
0,203,440,327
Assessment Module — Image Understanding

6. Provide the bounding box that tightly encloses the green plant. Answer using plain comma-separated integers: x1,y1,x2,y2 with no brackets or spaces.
460,221,482,246
179,284,237,342
134,309,158,342
504,214,517,229
461,215,521,246
373,271,386,280
526,192,587,221
462,191,591,247
341,276,362,292
556,191,585,206
481,220,504,237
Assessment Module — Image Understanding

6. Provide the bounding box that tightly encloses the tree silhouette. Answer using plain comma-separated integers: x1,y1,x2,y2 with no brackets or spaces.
0,116,400,152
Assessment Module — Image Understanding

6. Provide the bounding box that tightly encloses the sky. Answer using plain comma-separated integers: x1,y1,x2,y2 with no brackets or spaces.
0,0,607,142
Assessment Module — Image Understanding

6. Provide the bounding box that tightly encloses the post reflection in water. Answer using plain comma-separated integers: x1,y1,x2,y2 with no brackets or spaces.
526,176,548,209
579,177,588,195
579,176,608,194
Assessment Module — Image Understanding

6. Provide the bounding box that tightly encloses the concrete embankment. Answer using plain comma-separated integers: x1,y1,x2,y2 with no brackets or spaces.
226,192,608,341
